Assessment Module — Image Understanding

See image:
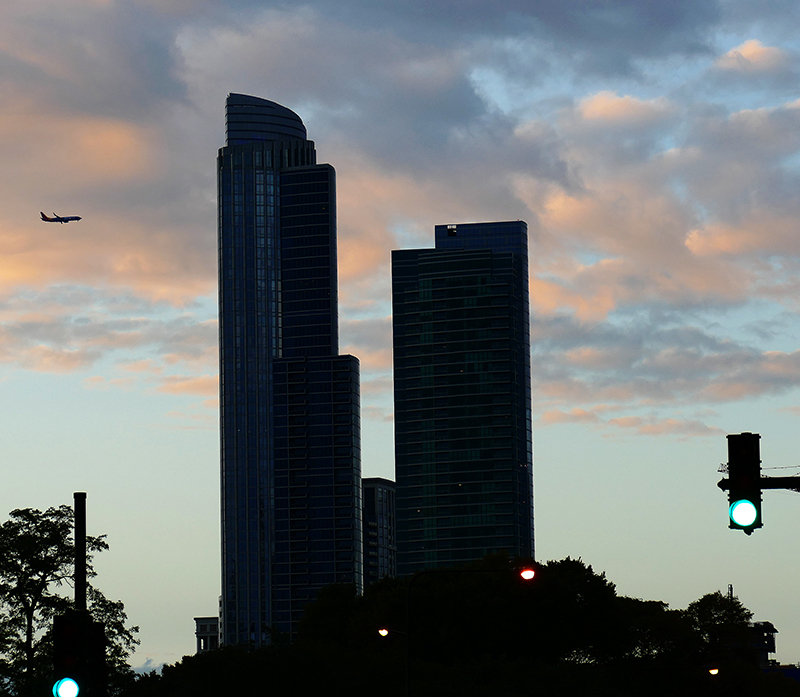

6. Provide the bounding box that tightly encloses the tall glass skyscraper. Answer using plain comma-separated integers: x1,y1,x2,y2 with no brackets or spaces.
392,221,533,576
218,94,362,644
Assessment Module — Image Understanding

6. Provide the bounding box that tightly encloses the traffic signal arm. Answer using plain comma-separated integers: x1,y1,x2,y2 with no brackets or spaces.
718,476,800,493
759,476,800,492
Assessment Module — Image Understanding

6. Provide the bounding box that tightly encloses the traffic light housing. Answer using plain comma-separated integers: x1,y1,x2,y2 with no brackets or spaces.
726,433,762,534
53,610,107,697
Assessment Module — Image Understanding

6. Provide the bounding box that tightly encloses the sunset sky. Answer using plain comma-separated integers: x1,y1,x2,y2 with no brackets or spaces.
2,0,800,668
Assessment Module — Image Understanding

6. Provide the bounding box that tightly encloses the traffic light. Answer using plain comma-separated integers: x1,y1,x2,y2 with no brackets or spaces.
726,433,762,534
53,610,107,697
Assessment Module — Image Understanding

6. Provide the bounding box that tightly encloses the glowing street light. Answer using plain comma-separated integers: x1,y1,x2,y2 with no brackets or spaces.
519,567,535,581
378,628,389,637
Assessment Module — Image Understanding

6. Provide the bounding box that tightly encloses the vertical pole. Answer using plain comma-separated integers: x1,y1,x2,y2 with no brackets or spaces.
74,492,87,611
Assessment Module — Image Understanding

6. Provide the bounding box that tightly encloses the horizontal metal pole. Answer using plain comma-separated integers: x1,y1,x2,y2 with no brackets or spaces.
718,476,800,493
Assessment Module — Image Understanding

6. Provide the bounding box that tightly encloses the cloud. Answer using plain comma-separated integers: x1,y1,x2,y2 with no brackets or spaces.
133,657,164,675
532,312,800,417
0,0,798,452
119,359,164,374
156,374,218,397
563,346,639,370
0,289,216,393
540,407,602,425
362,406,394,423
13,344,97,372
716,40,790,73
579,92,674,125
539,404,724,439
605,416,724,438
83,375,135,390
361,377,393,397
341,317,393,371
291,0,720,74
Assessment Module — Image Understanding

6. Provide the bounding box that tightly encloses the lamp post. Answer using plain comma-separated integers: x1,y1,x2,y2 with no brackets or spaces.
379,563,536,697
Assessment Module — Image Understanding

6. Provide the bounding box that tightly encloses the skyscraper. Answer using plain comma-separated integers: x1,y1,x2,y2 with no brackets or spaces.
392,221,533,576
218,94,362,644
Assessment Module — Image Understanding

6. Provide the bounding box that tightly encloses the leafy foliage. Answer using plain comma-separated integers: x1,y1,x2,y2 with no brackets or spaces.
0,506,139,697
120,554,800,697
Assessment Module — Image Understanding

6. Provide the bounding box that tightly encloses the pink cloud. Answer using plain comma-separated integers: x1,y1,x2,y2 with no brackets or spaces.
0,109,159,189
606,416,724,438
540,408,602,425
342,346,392,372
362,406,393,423
18,345,98,373
119,359,164,374
578,91,674,124
716,40,789,73
82,375,135,390
157,374,218,396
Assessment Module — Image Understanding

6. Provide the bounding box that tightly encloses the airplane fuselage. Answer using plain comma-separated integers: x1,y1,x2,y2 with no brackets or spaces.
40,212,81,224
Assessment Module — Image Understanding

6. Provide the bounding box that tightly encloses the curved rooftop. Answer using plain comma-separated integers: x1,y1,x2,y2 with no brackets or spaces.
225,93,307,145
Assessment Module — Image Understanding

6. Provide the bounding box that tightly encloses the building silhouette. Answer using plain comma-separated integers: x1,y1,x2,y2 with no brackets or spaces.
362,478,397,587
193,617,219,654
392,221,533,575
218,94,362,644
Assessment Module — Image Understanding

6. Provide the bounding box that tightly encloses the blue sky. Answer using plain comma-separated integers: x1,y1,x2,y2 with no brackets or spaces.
2,0,800,668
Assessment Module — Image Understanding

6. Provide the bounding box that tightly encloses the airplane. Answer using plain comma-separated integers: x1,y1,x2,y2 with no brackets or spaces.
40,211,81,224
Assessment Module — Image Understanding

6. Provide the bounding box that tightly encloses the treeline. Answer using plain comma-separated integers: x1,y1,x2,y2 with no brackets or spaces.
123,555,800,697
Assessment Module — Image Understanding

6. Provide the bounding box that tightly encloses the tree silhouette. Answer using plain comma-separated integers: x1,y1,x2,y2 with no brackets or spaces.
0,505,138,697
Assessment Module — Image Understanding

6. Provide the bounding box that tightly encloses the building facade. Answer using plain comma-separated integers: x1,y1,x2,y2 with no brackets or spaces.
218,94,362,644
193,617,219,654
392,221,533,576
362,478,397,587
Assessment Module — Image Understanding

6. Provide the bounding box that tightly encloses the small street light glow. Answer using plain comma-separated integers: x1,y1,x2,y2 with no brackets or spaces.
519,568,535,581
378,628,389,637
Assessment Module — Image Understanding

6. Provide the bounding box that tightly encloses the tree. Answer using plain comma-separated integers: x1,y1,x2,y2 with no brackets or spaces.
120,555,800,697
0,505,139,697
684,590,755,664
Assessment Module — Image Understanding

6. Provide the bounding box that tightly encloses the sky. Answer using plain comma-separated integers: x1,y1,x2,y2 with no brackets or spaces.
2,0,800,669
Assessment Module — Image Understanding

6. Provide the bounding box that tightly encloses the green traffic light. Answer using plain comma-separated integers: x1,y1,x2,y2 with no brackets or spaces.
729,499,758,527
53,678,79,697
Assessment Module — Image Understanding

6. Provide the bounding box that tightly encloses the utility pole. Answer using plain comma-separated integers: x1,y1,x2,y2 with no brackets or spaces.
52,493,107,697
74,492,86,611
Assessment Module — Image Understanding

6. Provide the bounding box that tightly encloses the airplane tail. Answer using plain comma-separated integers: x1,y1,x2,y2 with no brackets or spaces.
40,211,46,220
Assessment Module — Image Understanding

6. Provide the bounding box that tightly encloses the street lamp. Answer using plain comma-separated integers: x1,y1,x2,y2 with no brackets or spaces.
397,562,537,697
